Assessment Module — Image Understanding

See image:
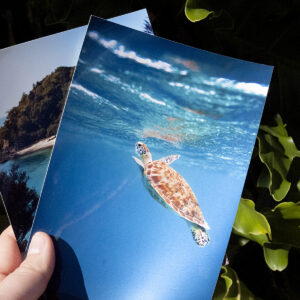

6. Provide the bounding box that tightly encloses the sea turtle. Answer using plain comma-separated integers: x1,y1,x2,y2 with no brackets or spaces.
133,141,210,247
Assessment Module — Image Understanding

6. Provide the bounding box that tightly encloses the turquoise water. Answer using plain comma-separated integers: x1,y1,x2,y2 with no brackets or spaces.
0,148,52,195
0,117,5,127
30,18,273,300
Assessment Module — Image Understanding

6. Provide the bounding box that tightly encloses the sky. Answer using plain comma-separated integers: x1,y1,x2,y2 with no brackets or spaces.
0,9,150,118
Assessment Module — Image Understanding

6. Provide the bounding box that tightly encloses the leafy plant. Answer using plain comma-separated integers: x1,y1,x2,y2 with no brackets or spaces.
232,198,271,247
257,114,300,201
236,116,300,266
185,0,214,23
213,266,257,300
212,114,300,299
232,198,299,271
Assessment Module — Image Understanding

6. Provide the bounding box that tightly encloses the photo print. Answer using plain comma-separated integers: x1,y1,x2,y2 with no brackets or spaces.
29,16,273,299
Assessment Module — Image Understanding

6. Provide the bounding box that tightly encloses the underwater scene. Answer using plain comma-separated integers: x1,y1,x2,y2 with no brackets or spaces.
0,9,152,251
30,17,273,299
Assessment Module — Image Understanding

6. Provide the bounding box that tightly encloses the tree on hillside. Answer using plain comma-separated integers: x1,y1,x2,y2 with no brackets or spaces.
0,66,74,156
0,164,39,251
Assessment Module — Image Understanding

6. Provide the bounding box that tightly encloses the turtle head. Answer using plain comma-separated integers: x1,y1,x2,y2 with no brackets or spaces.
135,142,152,165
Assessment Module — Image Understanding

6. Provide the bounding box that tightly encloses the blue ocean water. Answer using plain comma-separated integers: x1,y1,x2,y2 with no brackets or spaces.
0,116,5,127
0,148,52,195
31,18,273,300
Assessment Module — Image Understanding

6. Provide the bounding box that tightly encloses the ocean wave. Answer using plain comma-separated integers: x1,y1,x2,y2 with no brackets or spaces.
71,83,100,99
90,67,103,74
114,45,174,73
203,77,269,96
170,77,268,97
169,82,215,96
139,93,166,106
87,31,187,75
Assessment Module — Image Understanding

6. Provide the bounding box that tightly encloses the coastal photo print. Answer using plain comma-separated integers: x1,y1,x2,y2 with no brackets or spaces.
0,9,152,251
29,16,273,299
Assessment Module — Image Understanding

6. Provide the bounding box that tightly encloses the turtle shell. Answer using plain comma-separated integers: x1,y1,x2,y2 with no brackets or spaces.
144,160,209,229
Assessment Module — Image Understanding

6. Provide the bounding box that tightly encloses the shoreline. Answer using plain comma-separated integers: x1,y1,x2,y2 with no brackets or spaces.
16,135,56,156
0,136,56,163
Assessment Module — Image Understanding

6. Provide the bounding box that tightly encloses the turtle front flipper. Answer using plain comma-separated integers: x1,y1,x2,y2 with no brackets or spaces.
158,155,180,165
189,223,210,247
132,156,144,169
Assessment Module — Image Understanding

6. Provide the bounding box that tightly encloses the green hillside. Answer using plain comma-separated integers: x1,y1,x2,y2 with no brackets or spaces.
0,66,74,161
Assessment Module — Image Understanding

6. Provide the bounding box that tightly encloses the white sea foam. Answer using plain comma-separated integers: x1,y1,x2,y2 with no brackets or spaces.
140,92,166,106
71,83,99,99
88,31,117,49
90,67,103,74
204,77,269,96
169,82,212,96
191,87,206,94
169,82,183,87
87,31,187,74
99,39,117,49
170,77,268,97
234,82,269,96
87,31,99,40
114,45,175,73
105,74,121,84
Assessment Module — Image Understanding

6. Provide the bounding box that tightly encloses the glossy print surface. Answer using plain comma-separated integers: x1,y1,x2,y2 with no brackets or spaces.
30,16,273,300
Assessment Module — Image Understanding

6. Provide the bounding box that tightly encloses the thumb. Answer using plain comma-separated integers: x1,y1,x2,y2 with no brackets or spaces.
0,232,55,300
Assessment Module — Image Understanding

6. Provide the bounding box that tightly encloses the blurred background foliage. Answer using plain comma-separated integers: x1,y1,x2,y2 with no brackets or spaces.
0,0,299,299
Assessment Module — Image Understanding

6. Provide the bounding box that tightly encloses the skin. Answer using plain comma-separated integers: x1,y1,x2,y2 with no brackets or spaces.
0,226,55,300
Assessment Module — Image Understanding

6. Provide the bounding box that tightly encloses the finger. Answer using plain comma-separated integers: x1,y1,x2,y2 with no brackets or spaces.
0,226,22,282
0,232,55,300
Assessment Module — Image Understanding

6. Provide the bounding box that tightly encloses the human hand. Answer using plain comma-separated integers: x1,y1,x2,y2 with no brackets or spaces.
0,226,55,300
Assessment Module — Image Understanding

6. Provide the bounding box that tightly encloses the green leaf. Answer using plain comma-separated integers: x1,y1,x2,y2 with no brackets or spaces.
257,132,291,201
257,166,271,189
213,267,232,300
233,201,300,272
285,156,300,202
258,114,300,201
185,0,214,22
275,201,300,219
233,198,271,246
263,243,289,271
238,237,250,247
264,201,300,248
213,266,256,299
260,114,288,138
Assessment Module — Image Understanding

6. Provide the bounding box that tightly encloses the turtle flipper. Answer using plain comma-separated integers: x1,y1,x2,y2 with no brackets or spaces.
190,224,210,247
132,156,144,169
158,155,180,165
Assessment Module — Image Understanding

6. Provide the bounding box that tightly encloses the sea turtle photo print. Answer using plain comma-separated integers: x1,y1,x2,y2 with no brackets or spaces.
133,142,210,247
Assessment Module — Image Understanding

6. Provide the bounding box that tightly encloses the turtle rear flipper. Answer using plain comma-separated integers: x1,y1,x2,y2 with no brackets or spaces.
158,154,180,165
190,225,210,247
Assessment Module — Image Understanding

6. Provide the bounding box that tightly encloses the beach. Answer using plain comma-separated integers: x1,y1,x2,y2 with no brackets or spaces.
16,136,56,156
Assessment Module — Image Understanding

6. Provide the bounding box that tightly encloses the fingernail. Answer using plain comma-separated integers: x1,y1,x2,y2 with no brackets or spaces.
28,232,45,255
